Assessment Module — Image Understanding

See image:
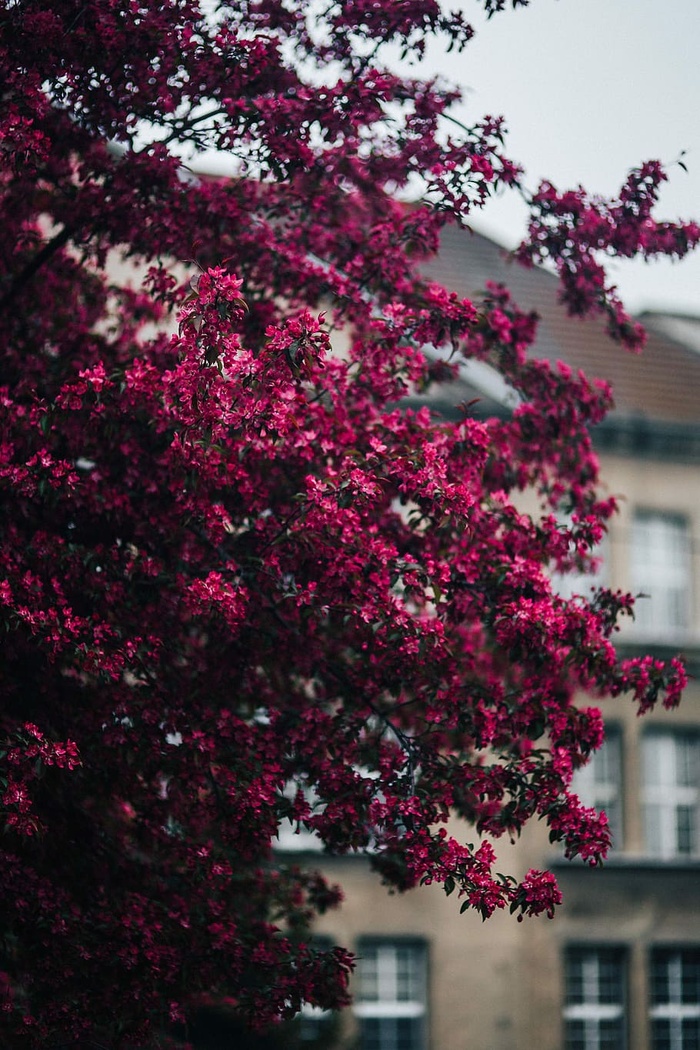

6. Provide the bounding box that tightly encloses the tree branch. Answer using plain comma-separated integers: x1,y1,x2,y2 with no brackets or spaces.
0,223,77,312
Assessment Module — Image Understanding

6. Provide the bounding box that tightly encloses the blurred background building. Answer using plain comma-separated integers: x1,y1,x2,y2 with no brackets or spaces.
278,227,700,1050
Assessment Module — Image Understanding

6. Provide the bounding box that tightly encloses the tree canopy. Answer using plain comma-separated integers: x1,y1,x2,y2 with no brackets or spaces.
0,1,696,1046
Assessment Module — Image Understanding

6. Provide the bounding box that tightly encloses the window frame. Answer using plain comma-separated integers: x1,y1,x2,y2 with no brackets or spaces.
642,729,700,860
630,509,693,639
354,937,428,1050
649,947,700,1050
295,936,339,1046
562,945,627,1050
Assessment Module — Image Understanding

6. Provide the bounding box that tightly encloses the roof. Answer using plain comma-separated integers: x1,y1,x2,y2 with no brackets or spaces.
422,225,700,427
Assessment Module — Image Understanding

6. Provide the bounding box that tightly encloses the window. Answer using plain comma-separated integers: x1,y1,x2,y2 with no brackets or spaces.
572,726,623,850
563,947,626,1050
650,949,700,1050
275,779,323,852
551,517,607,601
354,940,427,1050
631,511,692,637
296,938,337,1046
297,1004,333,1045
643,731,699,859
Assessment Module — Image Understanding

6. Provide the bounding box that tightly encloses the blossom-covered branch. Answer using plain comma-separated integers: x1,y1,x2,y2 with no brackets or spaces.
0,1,694,1046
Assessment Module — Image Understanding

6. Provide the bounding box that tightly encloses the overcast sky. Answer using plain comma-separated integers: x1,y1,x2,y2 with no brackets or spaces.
417,0,700,315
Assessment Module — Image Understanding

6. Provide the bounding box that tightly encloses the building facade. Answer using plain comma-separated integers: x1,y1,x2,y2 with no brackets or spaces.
280,229,700,1050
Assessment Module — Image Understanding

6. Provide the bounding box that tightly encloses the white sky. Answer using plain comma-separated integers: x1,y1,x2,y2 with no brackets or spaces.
414,0,700,315
195,1,699,315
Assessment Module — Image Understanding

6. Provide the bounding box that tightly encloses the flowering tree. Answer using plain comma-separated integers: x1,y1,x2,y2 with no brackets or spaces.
1,1,697,1046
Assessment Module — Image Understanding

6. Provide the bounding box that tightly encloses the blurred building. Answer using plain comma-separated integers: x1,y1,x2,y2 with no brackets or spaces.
279,228,700,1050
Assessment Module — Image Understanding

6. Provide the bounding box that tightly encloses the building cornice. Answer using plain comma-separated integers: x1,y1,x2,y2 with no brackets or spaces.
593,416,700,464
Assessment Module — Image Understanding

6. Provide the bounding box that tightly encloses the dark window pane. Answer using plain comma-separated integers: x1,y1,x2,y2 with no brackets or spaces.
677,737,697,788
361,1018,382,1050
651,1019,672,1050
682,953,700,1004
565,953,585,1005
650,951,700,1050
599,954,623,1004
564,1019,586,1050
564,949,625,1050
359,955,379,1001
600,1018,624,1048
677,806,695,855
682,1018,700,1050
397,1018,420,1050
356,942,426,1050
395,947,421,1002
651,957,670,1005
361,1017,421,1050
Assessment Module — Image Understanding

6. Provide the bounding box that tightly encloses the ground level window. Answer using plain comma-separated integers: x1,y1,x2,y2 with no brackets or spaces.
354,940,427,1050
563,947,626,1050
650,949,700,1050
359,1017,422,1050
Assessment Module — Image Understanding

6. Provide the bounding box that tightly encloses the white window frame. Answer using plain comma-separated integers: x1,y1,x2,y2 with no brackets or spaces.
572,726,623,850
354,940,427,1050
563,947,626,1050
650,949,700,1050
630,510,692,639
643,731,699,860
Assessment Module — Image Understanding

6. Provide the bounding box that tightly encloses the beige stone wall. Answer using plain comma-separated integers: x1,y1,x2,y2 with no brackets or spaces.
287,447,700,1049
601,453,700,641
312,856,525,1050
